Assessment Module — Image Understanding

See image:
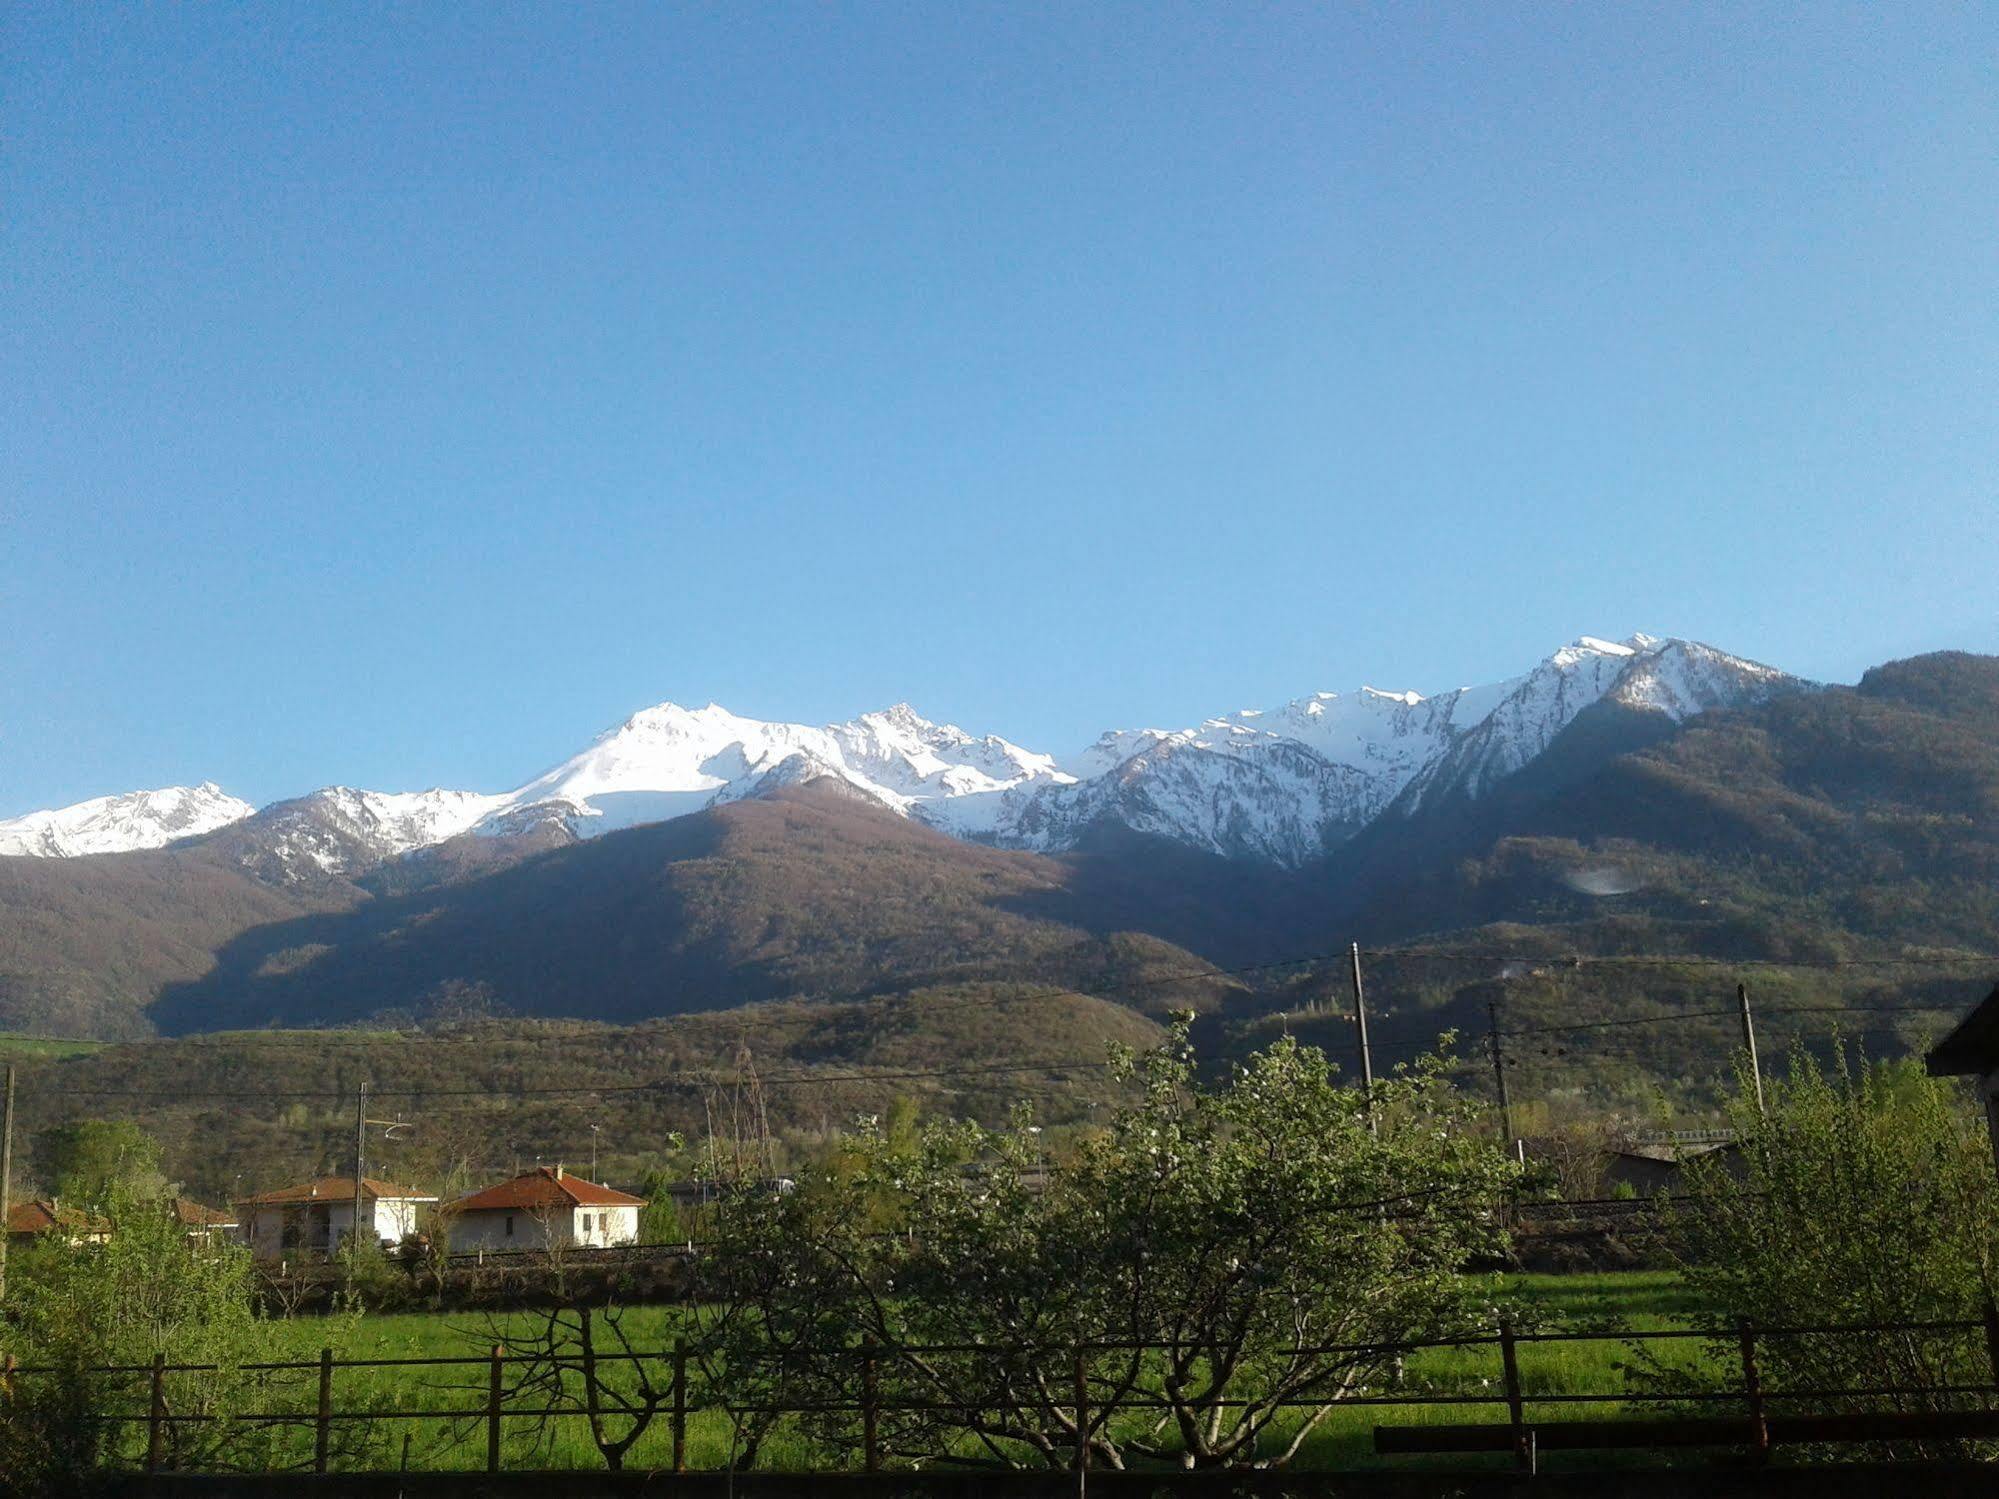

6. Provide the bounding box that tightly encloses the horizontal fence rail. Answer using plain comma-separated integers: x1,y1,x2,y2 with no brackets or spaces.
4,1314,1997,1476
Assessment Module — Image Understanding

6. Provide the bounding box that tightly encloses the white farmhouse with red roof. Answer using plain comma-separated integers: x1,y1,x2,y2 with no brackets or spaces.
448,1165,644,1252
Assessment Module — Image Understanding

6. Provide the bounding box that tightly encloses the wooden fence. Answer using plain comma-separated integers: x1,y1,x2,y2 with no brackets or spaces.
6,1312,1999,1476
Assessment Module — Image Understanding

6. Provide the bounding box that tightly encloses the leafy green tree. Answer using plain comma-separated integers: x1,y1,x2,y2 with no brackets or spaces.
30,1120,164,1207
636,1172,686,1245
0,1192,371,1486
1668,1047,1999,1453
698,1022,1521,1470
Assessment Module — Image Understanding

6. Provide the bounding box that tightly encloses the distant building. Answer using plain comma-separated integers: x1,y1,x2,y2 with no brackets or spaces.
4,1199,112,1245
1925,982,1999,1175
170,1197,238,1248
235,1176,436,1259
448,1166,644,1252
1601,1140,1741,1196
652,1176,796,1216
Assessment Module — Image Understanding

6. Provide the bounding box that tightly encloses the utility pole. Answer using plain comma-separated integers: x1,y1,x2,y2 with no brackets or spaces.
0,1065,16,1304
1487,998,1516,1150
349,1081,368,1288
1737,983,1765,1115
1349,942,1376,1133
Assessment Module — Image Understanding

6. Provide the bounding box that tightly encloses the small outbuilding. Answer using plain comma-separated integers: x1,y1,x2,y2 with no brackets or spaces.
448,1166,644,1253
5,1199,112,1245
1925,982,1999,1175
235,1176,436,1260
1600,1139,1742,1197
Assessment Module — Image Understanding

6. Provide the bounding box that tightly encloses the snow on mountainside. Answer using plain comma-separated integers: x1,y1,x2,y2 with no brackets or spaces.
487,701,1070,839
1390,636,1798,816
0,783,252,857
0,634,1810,871
994,635,1806,862
203,787,510,882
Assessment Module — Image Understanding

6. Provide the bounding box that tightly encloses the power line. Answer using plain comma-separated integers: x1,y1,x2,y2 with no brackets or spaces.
50,1057,1122,1103
1495,1001,1965,1040
1377,949,1998,970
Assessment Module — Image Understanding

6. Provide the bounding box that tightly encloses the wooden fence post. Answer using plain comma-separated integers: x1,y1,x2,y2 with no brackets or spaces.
672,1337,687,1474
861,1336,881,1473
1497,1319,1529,1473
486,1343,505,1474
1737,1319,1768,1460
146,1351,167,1474
314,1346,334,1473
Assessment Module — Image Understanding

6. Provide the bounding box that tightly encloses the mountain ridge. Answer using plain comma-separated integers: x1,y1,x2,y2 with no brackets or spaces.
0,650,1989,1044
1,633,1806,878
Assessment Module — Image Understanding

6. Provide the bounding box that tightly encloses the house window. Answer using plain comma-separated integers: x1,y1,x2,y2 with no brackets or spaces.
504,1215,514,1238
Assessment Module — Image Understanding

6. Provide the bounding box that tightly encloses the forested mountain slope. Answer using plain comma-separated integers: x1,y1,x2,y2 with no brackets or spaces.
1330,652,1999,959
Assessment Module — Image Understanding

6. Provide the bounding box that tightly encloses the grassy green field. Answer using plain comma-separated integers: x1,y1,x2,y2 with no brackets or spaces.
99,1270,1721,1473
0,1033,109,1062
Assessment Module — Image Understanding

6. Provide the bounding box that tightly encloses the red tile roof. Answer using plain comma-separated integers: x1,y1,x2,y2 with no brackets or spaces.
6,1199,110,1236
237,1176,435,1207
455,1166,645,1213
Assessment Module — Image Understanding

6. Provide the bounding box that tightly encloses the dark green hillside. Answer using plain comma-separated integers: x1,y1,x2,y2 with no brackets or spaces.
150,787,1243,1034
1215,949,1989,1118
3,988,1164,1204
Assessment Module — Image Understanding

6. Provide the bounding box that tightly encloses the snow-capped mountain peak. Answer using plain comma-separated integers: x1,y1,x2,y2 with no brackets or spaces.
475,698,1073,842
0,782,253,858
988,633,1808,862
1390,634,1800,815
0,633,1813,871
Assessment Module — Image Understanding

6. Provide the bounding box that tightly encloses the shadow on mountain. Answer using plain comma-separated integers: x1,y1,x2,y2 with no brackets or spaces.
991,821,1334,972
149,786,1231,1034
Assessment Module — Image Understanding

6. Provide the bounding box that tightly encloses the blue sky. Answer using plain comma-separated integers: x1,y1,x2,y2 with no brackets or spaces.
4,4,1995,816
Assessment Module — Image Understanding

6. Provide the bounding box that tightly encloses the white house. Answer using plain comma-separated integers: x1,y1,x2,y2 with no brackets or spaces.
234,1176,436,1260
447,1165,644,1253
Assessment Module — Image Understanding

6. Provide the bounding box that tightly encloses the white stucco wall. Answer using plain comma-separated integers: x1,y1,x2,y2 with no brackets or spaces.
448,1202,641,1253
